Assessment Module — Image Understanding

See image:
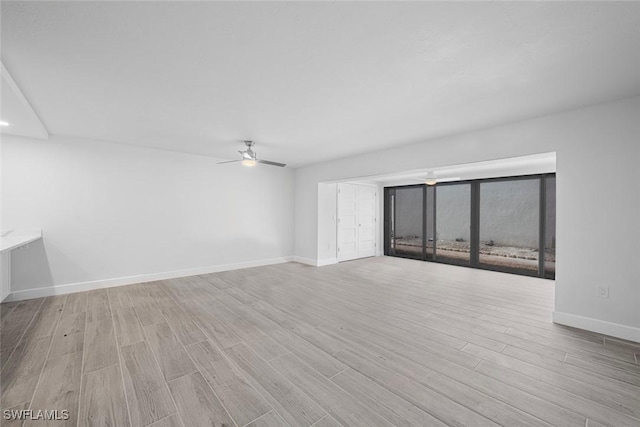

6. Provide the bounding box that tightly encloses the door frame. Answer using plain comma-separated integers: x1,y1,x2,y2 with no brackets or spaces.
336,182,379,262
383,173,556,279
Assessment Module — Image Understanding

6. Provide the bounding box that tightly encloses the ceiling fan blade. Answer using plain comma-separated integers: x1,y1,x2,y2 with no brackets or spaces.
435,177,461,183
257,159,286,167
216,160,241,164
408,176,461,183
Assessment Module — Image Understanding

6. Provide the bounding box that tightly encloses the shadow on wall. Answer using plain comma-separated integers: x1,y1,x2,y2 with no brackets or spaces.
10,239,54,291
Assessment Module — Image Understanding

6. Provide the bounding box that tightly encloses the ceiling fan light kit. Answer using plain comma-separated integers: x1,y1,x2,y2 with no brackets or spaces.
217,140,286,168
425,171,438,185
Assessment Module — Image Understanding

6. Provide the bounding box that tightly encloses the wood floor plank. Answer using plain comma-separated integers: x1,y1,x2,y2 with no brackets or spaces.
143,322,197,381
475,359,640,427
22,296,65,340
224,343,326,427
309,415,343,427
394,343,585,427
148,414,184,427
463,342,640,418
270,352,394,427
507,327,638,365
0,335,51,408
79,364,129,427
167,372,234,427
224,286,258,304
250,300,345,355
86,290,112,322
160,305,208,346
200,298,288,360
268,327,347,378
501,344,640,394
333,348,500,427
48,312,86,358
120,341,177,426
63,292,88,314
86,289,109,307
186,303,241,349
0,301,19,323
0,298,44,352
245,411,289,427
218,296,346,378
330,368,448,427
126,284,152,305
134,301,166,326
188,340,272,427
113,307,145,347
564,353,640,386
108,286,133,309
83,316,119,373
25,351,83,427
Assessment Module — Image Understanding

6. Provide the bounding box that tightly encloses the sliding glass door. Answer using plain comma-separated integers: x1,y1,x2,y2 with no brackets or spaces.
435,183,471,266
478,178,539,275
425,186,435,261
386,186,424,259
384,173,556,279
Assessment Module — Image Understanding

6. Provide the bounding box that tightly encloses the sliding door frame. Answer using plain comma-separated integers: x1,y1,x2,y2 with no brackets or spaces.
384,173,556,279
383,184,424,261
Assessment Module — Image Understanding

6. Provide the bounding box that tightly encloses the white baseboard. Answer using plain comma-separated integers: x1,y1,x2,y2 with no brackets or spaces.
292,256,318,266
317,258,338,267
553,311,640,343
292,256,338,267
5,256,294,302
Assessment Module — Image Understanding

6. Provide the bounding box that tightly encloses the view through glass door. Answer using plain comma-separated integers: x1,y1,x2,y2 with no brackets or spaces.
384,174,556,279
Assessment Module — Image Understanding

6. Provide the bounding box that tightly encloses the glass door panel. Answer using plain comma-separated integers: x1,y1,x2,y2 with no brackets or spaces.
425,186,435,261
435,184,471,266
393,187,424,259
479,179,539,275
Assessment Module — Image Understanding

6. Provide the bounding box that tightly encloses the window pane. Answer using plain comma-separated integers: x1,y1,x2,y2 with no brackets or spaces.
436,184,471,266
479,179,539,275
392,187,423,258
545,176,556,279
426,186,435,261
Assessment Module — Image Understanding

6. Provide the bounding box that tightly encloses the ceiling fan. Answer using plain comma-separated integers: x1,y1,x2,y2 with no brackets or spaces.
217,140,286,167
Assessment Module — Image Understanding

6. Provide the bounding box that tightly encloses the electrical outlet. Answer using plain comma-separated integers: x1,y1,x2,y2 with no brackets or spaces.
597,286,609,298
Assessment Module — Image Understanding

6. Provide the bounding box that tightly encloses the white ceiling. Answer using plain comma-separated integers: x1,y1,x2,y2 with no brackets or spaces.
1,2,640,167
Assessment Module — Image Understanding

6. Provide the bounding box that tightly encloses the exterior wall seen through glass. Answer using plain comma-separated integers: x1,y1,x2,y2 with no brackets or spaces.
384,174,556,280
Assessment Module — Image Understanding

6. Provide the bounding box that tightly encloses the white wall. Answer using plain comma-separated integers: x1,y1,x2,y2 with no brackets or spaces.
316,182,338,265
2,135,295,297
296,96,640,340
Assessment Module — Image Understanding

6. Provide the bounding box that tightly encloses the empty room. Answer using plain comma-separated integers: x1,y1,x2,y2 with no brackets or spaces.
1,2,639,426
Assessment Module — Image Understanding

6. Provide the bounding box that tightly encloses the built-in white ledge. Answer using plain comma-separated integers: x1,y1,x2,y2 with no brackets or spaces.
1,229,42,252
1,230,42,302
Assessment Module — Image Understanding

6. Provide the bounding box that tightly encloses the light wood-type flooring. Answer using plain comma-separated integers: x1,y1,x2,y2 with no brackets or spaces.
1,257,639,426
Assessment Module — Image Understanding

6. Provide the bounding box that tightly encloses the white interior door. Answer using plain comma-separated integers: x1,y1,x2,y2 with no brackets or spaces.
357,185,376,258
337,184,358,261
337,183,377,262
